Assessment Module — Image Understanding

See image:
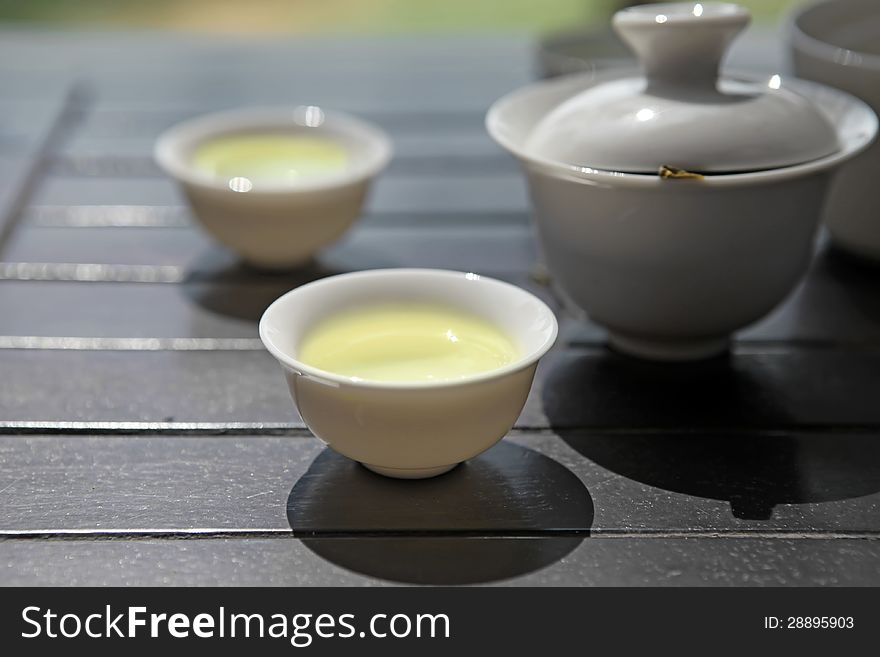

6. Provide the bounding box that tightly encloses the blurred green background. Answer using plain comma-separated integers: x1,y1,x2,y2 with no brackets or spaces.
0,0,802,33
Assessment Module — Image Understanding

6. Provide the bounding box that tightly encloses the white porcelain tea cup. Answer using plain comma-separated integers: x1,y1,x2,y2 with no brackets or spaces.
789,0,880,260
155,106,391,269
259,269,558,479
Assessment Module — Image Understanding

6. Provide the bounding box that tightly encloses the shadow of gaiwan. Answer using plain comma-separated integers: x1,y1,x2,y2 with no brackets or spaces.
287,441,594,585
558,430,880,521
819,244,880,327
542,348,796,430
543,352,880,520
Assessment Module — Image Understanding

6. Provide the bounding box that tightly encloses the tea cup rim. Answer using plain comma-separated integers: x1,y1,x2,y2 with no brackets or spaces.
154,105,392,195
788,0,880,73
259,268,559,390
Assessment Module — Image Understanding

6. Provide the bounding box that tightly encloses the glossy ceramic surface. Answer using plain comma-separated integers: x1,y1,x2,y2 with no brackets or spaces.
155,106,392,269
789,0,880,260
527,3,838,174
487,71,876,360
259,269,558,478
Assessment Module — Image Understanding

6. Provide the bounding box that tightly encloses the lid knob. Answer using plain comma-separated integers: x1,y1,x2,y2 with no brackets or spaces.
613,2,750,91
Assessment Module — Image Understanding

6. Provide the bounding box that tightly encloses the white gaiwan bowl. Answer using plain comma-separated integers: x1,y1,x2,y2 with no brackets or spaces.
488,2,877,361
155,106,392,269
259,269,558,479
789,0,880,260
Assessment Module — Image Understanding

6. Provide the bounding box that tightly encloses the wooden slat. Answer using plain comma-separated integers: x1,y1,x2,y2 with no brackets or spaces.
31,175,529,213
57,127,511,174
0,224,551,340
73,107,492,138
0,435,589,533
0,282,261,337
3,225,213,266
5,231,880,345
0,65,531,111
0,280,552,338
50,151,518,178
4,348,880,430
22,206,531,229
1,536,877,586
538,347,880,430
0,32,534,75
1,432,880,534
1,224,538,272
0,349,548,428
0,350,295,424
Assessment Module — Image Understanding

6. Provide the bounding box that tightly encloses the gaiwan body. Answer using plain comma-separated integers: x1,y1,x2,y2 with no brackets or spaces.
528,157,828,359
488,2,877,360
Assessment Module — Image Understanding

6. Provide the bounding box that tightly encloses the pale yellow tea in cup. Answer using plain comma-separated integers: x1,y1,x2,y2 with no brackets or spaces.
298,304,519,383
193,133,347,182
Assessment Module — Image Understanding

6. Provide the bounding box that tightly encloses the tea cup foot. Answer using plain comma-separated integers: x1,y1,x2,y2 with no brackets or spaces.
361,462,460,479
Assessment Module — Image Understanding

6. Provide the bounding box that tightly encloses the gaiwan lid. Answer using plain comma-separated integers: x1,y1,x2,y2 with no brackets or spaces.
525,2,840,175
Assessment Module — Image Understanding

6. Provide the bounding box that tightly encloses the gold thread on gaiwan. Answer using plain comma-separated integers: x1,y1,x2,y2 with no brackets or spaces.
658,165,705,180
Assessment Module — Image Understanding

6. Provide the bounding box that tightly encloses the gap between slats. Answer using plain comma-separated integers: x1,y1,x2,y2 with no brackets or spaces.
3,528,880,541
0,336,878,353
1,424,879,436
22,206,532,228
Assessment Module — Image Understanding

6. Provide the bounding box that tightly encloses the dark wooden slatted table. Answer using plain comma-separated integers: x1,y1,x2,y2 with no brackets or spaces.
1,27,879,586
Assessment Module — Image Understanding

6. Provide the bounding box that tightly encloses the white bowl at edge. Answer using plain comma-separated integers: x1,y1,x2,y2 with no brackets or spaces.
789,0,880,260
